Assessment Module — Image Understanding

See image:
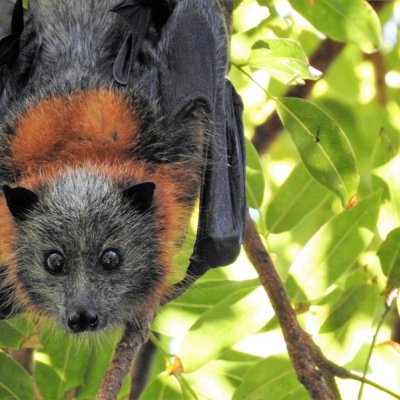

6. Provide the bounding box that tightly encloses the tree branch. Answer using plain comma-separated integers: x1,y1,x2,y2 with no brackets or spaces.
96,324,150,400
243,211,337,399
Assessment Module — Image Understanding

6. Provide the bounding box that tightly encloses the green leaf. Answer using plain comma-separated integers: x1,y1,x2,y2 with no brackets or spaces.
288,0,381,53
140,374,182,400
178,351,263,400
377,228,400,291
0,351,35,400
76,344,117,399
371,127,399,168
177,287,274,372
0,316,36,349
314,284,380,364
35,333,91,399
276,97,359,207
175,375,198,400
233,0,270,32
245,137,265,209
233,356,308,400
34,362,63,400
266,163,331,233
288,192,381,300
153,279,259,336
368,342,400,397
247,39,321,84
319,285,371,333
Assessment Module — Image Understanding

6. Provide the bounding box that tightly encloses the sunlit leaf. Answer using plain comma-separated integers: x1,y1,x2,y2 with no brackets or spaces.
266,163,331,233
288,0,382,53
233,356,308,400
377,228,400,291
375,156,400,231
247,39,321,84
319,285,371,333
289,192,381,300
183,351,263,400
0,351,35,400
140,373,182,400
366,342,400,397
245,137,265,209
372,127,399,168
153,279,259,336
175,375,198,400
233,0,270,32
276,97,359,207
314,283,380,364
177,287,273,372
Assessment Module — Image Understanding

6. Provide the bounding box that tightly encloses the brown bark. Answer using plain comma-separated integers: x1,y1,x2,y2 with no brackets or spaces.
243,211,337,399
96,324,150,400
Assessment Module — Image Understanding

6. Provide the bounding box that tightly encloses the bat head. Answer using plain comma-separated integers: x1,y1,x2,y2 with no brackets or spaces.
2,169,164,333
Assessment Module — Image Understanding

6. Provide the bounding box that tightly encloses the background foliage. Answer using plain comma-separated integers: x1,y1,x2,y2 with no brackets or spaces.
1,0,400,399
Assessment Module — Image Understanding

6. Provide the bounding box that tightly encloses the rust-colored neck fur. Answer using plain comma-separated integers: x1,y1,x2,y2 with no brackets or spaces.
10,89,139,174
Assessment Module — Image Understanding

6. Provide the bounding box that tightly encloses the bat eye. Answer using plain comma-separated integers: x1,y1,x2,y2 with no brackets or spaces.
100,248,121,271
45,251,65,274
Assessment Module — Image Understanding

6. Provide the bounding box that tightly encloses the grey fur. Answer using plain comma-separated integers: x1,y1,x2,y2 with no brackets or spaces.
14,168,163,331
0,0,229,332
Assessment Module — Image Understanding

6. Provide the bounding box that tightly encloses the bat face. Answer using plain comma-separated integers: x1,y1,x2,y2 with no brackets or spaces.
4,169,165,333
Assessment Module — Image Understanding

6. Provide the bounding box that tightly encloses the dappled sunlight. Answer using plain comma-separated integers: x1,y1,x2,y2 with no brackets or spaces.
355,62,376,104
269,159,295,186
234,330,287,358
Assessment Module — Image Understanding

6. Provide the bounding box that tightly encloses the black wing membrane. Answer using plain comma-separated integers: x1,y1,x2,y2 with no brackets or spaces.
156,0,246,285
0,0,24,66
159,2,216,118
186,80,246,279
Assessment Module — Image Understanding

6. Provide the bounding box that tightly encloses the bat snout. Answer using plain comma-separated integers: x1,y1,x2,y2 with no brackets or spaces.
66,307,100,333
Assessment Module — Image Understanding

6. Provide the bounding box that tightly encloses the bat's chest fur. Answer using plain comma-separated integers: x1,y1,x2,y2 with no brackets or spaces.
9,90,139,174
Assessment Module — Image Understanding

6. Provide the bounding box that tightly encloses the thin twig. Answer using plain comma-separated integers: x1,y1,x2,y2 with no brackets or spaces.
301,319,400,400
358,306,390,400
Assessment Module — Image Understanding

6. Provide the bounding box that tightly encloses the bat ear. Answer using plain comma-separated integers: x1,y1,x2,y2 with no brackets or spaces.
111,0,173,85
122,182,156,212
2,185,39,221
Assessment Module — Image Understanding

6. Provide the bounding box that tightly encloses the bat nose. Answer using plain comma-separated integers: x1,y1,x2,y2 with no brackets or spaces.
67,308,99,332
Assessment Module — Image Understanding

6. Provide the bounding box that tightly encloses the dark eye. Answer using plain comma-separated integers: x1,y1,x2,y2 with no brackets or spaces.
100,248,121,270
44,251,65,274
